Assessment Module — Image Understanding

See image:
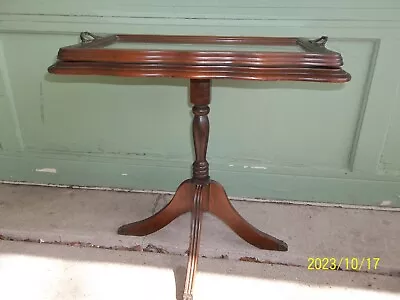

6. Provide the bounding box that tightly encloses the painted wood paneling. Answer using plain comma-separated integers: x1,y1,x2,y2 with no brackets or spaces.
0,41,24,152
0,0,399,206
379,90,400,175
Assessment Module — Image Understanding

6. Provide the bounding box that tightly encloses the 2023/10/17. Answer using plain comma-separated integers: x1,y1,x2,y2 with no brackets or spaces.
307,257,380,271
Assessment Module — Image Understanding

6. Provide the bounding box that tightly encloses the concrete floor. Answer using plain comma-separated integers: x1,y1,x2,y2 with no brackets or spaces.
0,183,399,299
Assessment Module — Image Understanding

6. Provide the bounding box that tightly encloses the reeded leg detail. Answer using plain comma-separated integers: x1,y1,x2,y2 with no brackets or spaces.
183,184,204,300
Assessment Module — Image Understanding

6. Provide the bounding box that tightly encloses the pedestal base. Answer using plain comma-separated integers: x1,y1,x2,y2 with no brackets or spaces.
118,179,287,250
118,78,287,300
118,179,287,299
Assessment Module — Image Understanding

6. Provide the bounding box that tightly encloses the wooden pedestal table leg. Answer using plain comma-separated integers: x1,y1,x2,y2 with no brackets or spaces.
209,180,288,251
118,78,287,300
117,180,194,236
182,79,211,300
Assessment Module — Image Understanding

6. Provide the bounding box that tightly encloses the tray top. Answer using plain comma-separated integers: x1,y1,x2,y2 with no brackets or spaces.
48,32,351,82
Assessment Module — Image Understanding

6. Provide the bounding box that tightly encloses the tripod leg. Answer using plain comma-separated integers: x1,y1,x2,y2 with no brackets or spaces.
208,180,288,251
118,180,194,236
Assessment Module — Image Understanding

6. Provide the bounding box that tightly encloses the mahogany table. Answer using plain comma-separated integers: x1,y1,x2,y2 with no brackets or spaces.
48,32,350,299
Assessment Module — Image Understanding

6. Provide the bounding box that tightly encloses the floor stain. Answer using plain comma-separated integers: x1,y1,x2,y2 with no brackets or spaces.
143,243,169,254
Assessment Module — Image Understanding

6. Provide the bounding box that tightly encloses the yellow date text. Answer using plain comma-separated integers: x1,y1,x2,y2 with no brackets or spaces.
307,257,380,271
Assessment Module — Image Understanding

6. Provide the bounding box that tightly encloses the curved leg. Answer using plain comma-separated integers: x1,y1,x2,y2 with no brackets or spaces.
183,184,205,300
208,180,288,251
118,179,194,236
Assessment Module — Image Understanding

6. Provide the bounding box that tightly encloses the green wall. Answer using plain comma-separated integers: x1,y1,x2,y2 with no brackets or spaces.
1,0,400,206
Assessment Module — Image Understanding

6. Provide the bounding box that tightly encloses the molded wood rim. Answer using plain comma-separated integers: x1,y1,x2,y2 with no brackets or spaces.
57,33,343,67
49,61,350,82
49,32,351,82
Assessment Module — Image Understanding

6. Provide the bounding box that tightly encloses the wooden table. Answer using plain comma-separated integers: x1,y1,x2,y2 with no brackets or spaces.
48,32,350,299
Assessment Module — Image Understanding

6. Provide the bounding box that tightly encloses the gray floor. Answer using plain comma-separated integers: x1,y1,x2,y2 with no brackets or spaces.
0,183,399,299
